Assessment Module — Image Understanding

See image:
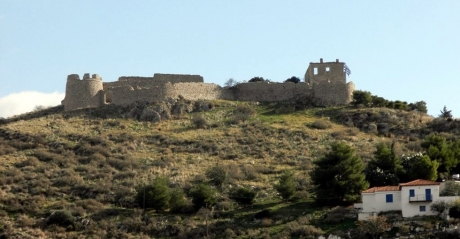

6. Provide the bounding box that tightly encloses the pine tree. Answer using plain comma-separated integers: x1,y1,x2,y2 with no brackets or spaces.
366,142,403,187
136,177,171,211
310,142,369,205
274,171,296,201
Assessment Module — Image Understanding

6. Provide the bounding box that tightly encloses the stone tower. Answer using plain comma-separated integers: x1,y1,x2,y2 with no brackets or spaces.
305,58,354,106
61,73,104,111
305,58,346,85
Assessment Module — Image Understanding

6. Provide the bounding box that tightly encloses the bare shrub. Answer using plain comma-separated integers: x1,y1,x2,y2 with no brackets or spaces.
282,221,324,238
331,129,347,139
76,199,105,213
15,156,41,168
309,119,332,129
191,114,208,129
232,105,255,123
323,206,352,224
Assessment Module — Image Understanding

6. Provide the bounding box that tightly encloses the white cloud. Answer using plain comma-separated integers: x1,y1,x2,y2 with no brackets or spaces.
0,91,65,118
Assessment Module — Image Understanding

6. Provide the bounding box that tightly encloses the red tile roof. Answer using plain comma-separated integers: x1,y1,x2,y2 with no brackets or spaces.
399,179,440,187
362,179,440,193
362,186,400,193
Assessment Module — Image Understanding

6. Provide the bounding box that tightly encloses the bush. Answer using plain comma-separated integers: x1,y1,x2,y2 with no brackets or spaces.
46,210,75,228
249,77,265,82
189,183,217,210
136,177,171,211
353,90,372,106
191,114,208,129
205,165,227,187
284,76,300,84
232,105,255,123
309,119,332,129
283,221,324,238
169,187,189,213
230,187,256,206
275,171,296,201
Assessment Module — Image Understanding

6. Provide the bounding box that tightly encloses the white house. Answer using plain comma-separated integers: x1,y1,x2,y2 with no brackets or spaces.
357,179,459,220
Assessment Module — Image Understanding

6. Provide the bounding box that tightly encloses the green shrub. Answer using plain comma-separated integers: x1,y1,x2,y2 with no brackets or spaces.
136,177,171,211
189,183,217,210
230,187,256,206
169,187,189,213
275,171,296,201
46,210,75,228
206,165,227,187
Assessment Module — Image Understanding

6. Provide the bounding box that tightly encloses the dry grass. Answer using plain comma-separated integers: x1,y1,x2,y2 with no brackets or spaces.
0,99,439,238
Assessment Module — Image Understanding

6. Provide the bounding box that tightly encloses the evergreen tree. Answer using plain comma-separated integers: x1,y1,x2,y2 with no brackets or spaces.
284,76,301,84
189,183,217,210
400,153,439,182
366,142,403,187
439,106,453,118
274,171,296,201
352,90,372,106
169,186,188,213
310,142,369,205
136,177,171,211
422,134,457,174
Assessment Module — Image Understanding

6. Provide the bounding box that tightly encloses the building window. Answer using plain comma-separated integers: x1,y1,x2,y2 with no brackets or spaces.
314,68,318,75
420,206,426,212
386,194,393,203
326,67,330,72
409,189,415,197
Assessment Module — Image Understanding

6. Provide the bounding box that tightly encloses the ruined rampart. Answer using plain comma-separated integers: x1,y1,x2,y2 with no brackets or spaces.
62,59,354,111
232,82,311,102
172,83,223,101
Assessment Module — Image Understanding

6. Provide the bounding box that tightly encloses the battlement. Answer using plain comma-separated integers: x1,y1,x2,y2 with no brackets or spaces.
62,60,355,111
68,73,102,81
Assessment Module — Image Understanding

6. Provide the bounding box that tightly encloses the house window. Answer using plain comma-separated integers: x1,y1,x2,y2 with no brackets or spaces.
409,189,415,197
386,194,393,203
420,206,426,212
314,68,318,75
326,67,330,72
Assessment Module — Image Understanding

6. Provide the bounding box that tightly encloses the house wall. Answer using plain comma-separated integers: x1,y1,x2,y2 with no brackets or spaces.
400,185,439,217
362,191,401,213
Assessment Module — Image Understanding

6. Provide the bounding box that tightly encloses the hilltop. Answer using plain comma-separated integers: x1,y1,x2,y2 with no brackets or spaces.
0,99,457,238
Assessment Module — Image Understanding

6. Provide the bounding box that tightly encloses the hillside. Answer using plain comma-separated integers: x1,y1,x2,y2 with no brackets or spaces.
0,100,454,238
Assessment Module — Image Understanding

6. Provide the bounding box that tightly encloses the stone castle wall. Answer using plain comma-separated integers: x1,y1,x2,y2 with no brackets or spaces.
62,59,354,111
62,74,104,111
232,82,312,102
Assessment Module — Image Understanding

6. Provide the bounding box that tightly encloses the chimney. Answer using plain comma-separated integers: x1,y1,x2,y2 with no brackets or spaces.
336,59,339,63
320,58,323,63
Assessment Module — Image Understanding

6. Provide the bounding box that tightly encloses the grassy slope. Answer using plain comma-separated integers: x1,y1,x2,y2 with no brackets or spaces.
0,101,436,238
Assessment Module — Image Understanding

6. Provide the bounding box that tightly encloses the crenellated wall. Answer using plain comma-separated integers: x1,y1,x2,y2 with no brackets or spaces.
62,59,354,111
62,74,104,111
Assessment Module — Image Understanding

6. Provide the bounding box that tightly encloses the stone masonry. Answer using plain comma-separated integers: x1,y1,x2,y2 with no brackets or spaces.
61,59,355,111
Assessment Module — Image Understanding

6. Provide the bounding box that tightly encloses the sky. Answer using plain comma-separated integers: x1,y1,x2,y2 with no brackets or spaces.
0,1,459,118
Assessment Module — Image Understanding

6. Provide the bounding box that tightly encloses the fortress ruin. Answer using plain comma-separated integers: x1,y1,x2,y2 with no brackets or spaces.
61,59,355,111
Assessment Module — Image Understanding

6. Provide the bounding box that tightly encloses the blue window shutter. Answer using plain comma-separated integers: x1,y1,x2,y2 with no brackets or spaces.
420,206,426,212
410,189,415,197
386,194,393,203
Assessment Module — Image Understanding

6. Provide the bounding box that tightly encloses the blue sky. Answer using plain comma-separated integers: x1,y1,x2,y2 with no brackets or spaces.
1,1,459,117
